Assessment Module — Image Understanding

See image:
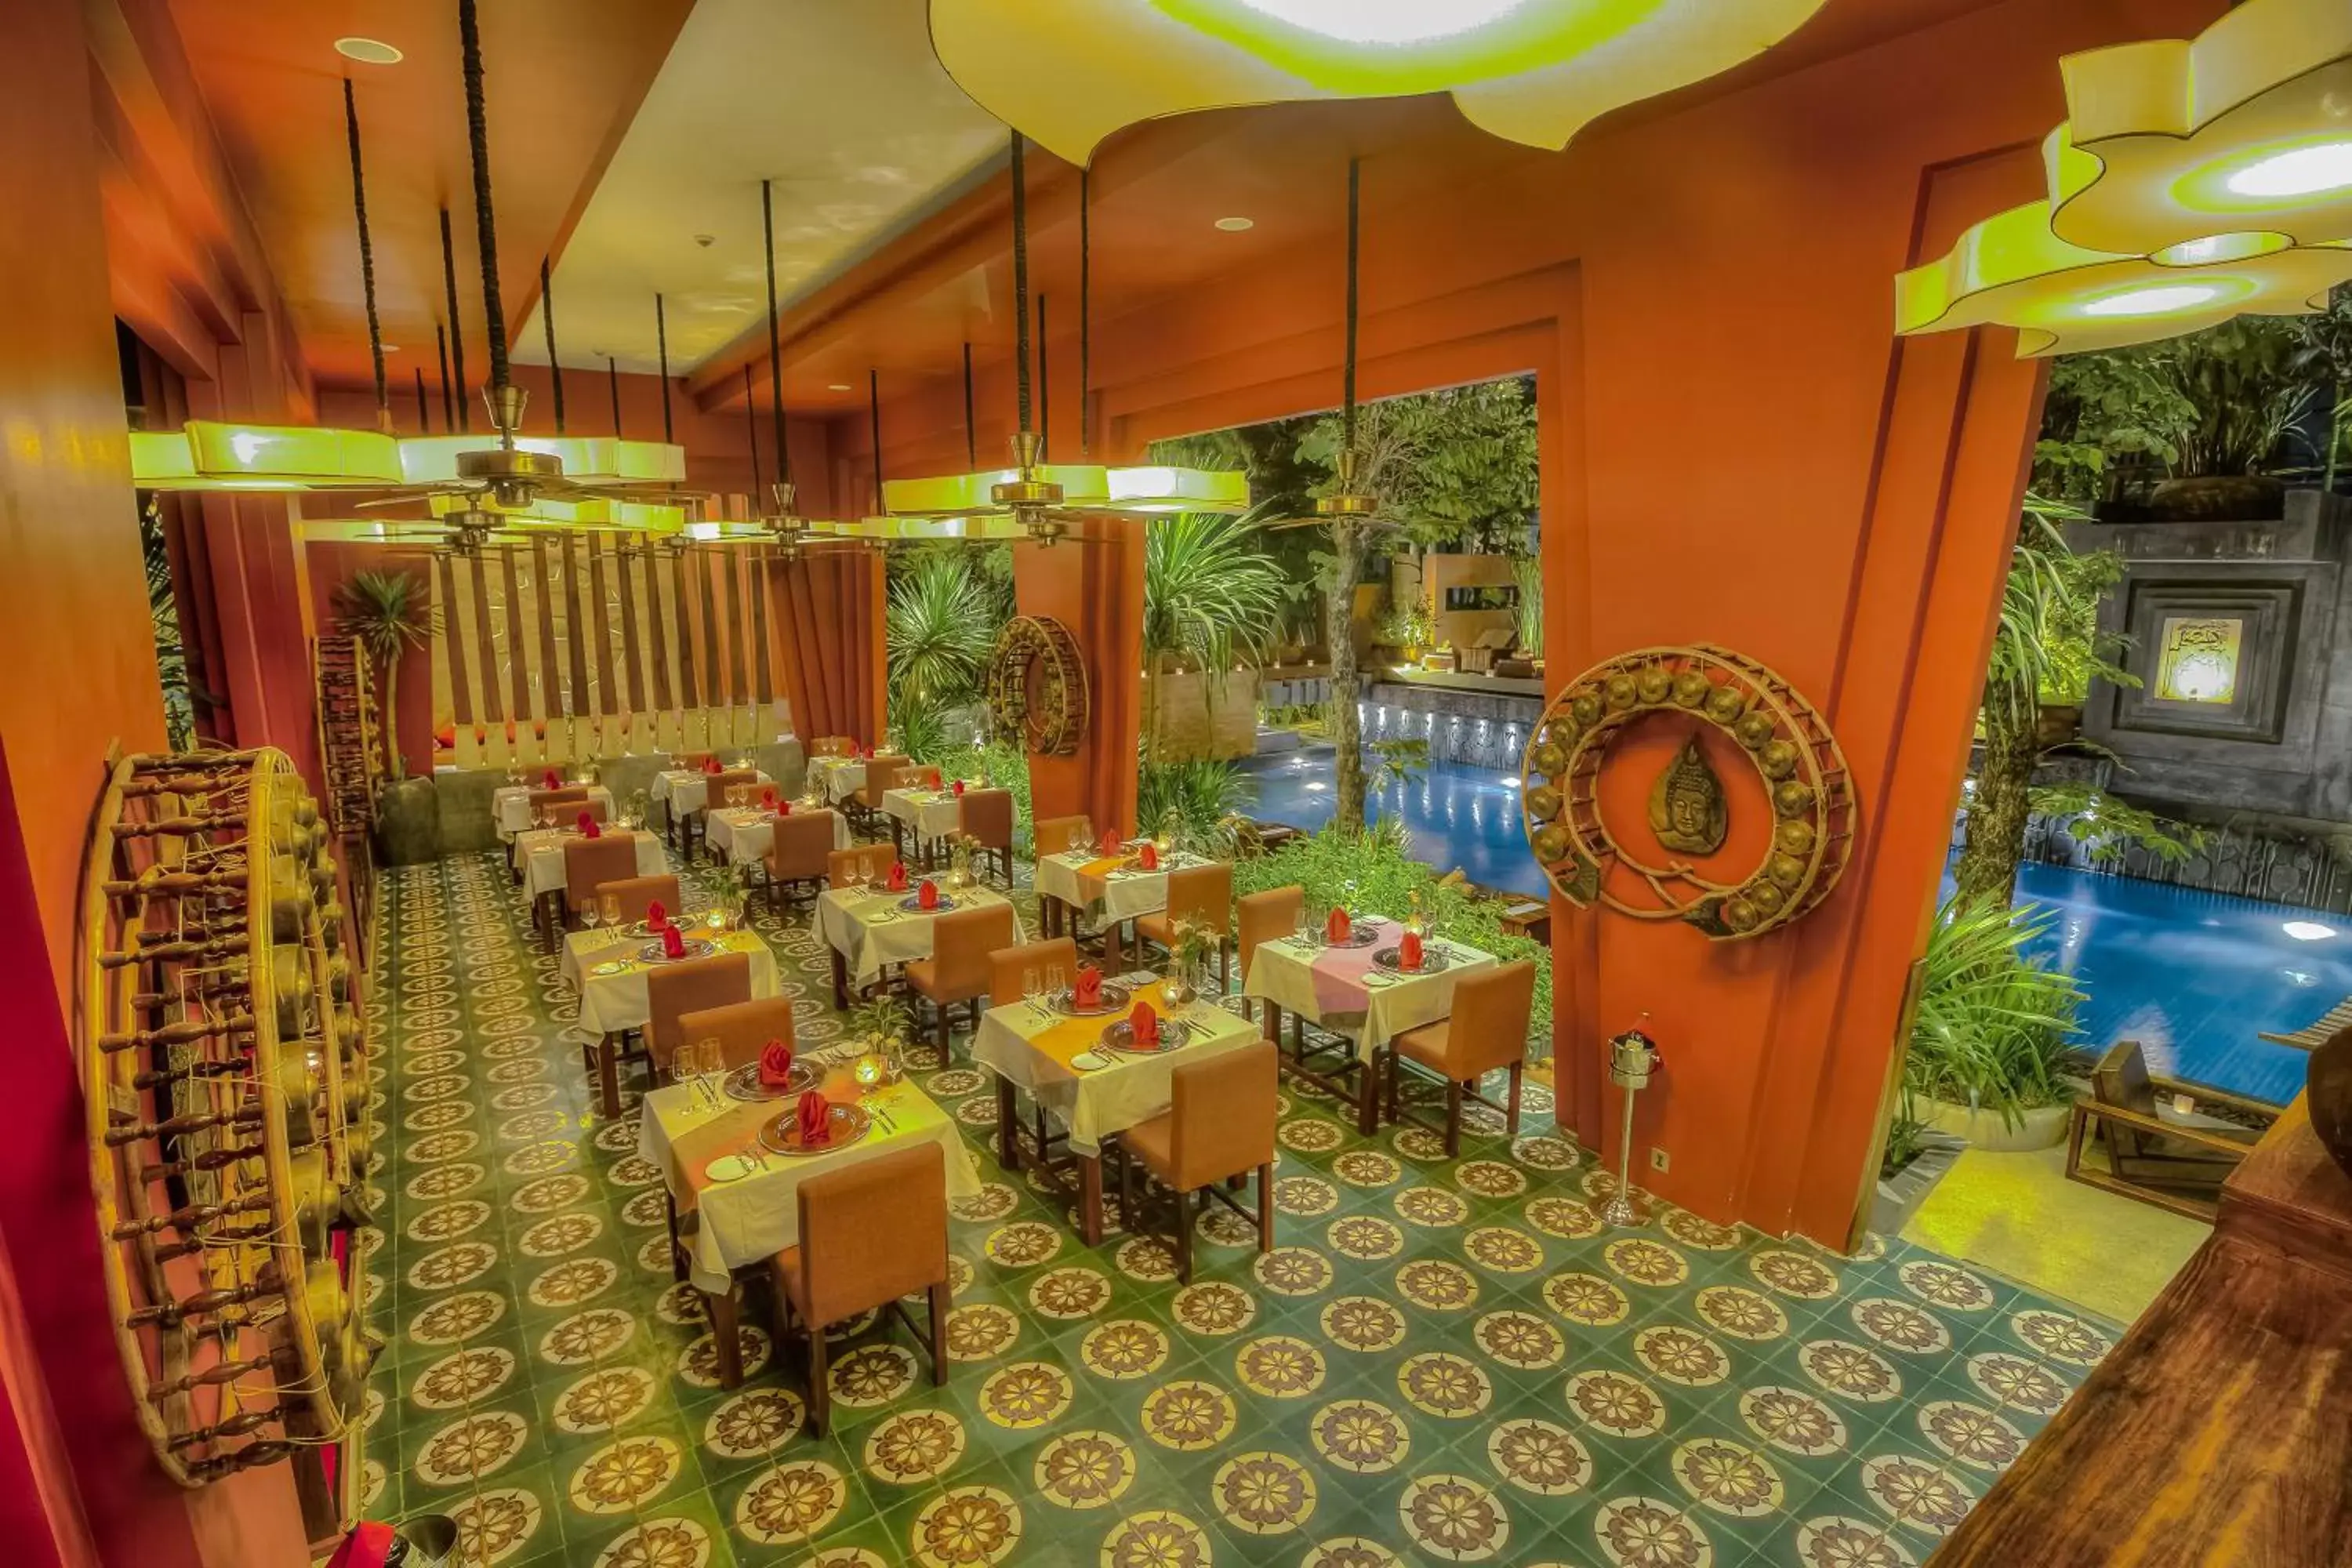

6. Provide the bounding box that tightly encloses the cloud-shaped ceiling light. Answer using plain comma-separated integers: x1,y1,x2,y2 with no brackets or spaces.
2046,0,2352,255
1895,199,2352,357
927,0,1834,162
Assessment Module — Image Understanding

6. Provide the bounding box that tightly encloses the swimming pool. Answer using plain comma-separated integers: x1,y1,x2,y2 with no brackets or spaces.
1241,746,2321,1105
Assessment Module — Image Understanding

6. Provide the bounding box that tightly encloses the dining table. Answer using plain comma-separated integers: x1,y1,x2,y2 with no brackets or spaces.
511,826,668,901
1244,916,1501,1133
971,973,1261,1243
1031,845,1210,964
492,782,610,838
637,1051,979,1385
806,755,866,805
880,785,962,866
703,803,853,869
814,881,1028,1005
651,768,772,820
560,924,779,1115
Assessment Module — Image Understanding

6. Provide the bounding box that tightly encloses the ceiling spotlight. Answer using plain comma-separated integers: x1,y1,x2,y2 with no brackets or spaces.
2283,920,2336,942
1214,216,1256,232
334,37,404,64
694,234,717,249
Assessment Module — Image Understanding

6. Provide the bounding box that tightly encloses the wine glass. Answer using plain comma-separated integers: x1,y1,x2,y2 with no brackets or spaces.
580,898,602,942
1022,966,1040,1019
599,892,622,940
697,1036,724,1098
1047,963,1065,1007
1293,900,1311,949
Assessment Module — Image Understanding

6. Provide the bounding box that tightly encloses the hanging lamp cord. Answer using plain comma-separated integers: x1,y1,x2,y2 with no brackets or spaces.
1079,169,1091,459
869,370,885,511
656,293,674,444
341,78,389,427
540,257,565,432
457,0,509,394
744,365,764,503
1011,132,1033,437
1343,156,1360,454
413,367,431,433
761,178,792,488
437,212,468,430
963,343,977,466
608,357,622,437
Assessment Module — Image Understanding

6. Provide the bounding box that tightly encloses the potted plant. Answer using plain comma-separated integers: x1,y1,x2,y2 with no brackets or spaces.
1904,899,2086,1151
848,993,913,1083
335,568,441,866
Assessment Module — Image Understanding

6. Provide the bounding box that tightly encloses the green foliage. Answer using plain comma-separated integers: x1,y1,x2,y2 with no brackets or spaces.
1232,819,1553,1044
1138,757,1250,858
1374,598,1433,652
887,553,1000,709
891,695,953,767
333,567,438,779
2027,782,2205,869
924,739,1035,854
1294,379,1539,553
1369,735,1429,793
1879,1092,1927,1180
1142,512,1288,674
1985,497,2129,720
1906,898,2085,1126
848,992,913,1046
2037,316,2318,502
1510,555,1544,659
140,504,198,750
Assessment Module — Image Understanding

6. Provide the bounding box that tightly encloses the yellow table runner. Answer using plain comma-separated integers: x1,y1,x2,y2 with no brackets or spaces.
1025,978,1186,1068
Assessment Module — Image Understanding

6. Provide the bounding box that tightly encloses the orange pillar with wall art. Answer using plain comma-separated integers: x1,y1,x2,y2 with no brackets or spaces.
1012,522,1148,840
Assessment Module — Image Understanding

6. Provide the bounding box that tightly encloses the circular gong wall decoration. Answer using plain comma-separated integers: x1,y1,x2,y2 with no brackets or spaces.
986,615,1090,756
1521,644,1856,939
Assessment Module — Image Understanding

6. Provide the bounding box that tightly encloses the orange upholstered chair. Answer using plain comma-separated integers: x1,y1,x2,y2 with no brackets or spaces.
1236,886,1304,1027
676,994,795,1071
768,1142,950,1436
1384,960,1537,1155
1120,1040,1279,1281
989,938,1079,1007
906,903,1017,1052
827,844,896,890
853,754,909,829
561,836,642,927
956,789,1015,884
528,786,590,815
1134,861,1236,991
763,810,841,909
1029,815,1093,938
596,873,680,927
645,952,753,1076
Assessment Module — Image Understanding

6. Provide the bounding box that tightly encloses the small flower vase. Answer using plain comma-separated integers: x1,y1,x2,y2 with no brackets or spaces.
1164,953,1197,1007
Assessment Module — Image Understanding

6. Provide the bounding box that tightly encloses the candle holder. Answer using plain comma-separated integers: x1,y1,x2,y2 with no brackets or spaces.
1602,1023,1661,1228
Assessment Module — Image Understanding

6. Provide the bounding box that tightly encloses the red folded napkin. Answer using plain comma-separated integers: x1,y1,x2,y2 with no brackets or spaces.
1074,966,1103,1008
1327,907,1352,943
1137,842,1159,871
1131,1000,1159,1046
647,900,668,931
703,757,721,775
796,1090,831,1146
542,769,560,790
887,862,909,893
952,778,966,797
758,1038,795,1088
916,879,939,910
762,787,778,808
777,798,792,816
660,924,687,960
1399,930,1424,971
1100,831,1121,855
578,811,600,839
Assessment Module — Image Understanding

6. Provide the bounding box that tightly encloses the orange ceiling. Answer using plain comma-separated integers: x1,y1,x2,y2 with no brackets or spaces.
165,0,691,391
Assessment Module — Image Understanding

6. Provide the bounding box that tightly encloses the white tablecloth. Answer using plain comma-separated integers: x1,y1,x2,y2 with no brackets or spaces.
807,757,866,804
1033,850,1204,924
560,927,779,1036
971,983,1261,1155
706,806,853,867
883,787,964,843
513,829,669,900
493,784,611,838
652,769,771,818
637,1072,980,1293
815,884,1028,992
1243,921,1498,1060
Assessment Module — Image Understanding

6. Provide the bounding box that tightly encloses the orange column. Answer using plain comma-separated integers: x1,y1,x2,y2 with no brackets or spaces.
1014,525,1147,838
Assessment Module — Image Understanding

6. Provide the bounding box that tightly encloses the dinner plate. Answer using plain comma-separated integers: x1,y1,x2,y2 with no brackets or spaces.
589,959,632,977
898,893,959,913
1363,971,1400,989
1372,945,1450,975
703,1152,759,1183
758,1102,873,1157
1069,1050,1112,1073
1319,918,1384,950
1047,982,1134,1018
1102,1017,1192,1054
724,1059,821,1101
637,937,720,964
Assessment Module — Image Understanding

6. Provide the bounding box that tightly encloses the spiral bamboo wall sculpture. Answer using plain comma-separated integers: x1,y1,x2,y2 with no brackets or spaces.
986,615,1090,756
1520,645,1857,939
78,746,373,1497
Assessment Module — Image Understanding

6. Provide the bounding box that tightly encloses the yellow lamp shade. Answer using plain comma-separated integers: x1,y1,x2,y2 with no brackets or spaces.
131,422,405,491
882,463,1114,518
927,0,1831,161
1895,198,2352,356
427,492,687,535
396,435,688,488
1107,466,1250,514
844,513,1036,543
2048,0,2352,253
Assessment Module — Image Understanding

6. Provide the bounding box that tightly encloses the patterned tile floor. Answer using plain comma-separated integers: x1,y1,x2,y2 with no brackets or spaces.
360,849,2118,1568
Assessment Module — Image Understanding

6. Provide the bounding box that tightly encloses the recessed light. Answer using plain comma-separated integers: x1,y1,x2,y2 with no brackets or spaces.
2080,283,2223,318
1236,0,1525,46
2225,140,2352,199
334,37,404,65
1214,216,1255,232
828,383,852,392
2283,920,2336,942
377,344,401,354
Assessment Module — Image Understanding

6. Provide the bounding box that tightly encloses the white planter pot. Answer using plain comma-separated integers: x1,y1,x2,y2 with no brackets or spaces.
1918,1098,2071,1152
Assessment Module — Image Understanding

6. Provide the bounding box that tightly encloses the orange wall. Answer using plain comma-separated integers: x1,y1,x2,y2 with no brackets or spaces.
840,0,2222,1245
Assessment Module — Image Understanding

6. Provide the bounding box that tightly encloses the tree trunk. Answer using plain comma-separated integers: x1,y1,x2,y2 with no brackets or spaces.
379,659,405,780
1329,517,1367,833
1952,685,2035,908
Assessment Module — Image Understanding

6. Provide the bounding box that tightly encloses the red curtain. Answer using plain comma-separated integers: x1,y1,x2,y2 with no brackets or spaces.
769,548,886,746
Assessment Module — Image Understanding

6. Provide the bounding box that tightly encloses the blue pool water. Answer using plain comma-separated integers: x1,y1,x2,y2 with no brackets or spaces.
1242,747,2323,1105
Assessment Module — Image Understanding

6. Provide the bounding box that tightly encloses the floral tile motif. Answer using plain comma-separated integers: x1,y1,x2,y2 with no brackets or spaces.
368,852,2113,1568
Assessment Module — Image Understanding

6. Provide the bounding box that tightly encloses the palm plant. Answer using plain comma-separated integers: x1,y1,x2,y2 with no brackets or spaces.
334,568,437,779
1510,554,1544,659
1906,898,2085,1127
1137,757,1250,858
886,554,998,710
1142,512,1287,676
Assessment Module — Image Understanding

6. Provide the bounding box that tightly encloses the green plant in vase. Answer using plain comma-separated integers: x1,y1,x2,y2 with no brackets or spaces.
847,993,913,1083
1163,917,1215,1005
